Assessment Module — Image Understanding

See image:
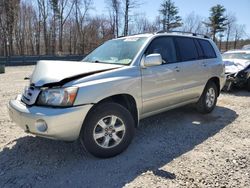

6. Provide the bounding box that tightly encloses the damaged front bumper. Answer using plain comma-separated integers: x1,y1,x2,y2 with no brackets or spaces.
8,95,93,141
223,71,249,91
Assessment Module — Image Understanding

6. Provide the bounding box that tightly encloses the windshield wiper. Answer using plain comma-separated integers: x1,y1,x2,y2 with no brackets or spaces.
92,60,113,64
91,60,107,63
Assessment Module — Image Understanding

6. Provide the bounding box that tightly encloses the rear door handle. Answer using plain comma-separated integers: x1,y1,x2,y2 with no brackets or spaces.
174,66,180,72
202,62,207,67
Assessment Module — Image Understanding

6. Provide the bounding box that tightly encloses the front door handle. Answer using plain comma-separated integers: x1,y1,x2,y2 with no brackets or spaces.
174,66,180,72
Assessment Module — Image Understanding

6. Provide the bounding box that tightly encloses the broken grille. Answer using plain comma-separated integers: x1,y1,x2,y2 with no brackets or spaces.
21,86,41,105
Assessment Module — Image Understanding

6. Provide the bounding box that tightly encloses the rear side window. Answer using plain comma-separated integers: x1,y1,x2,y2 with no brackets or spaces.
175,37,198,61
146,37,177,63
194,39,204,59
198,39,217,59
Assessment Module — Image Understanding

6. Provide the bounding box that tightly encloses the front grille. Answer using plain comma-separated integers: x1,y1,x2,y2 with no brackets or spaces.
21,86,41,105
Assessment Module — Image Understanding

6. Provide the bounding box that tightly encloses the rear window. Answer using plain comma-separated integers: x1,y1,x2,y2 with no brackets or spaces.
198,39,217,59
175,37,198,61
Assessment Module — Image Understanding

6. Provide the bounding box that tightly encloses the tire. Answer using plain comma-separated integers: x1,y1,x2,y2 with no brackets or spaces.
80,102,135,158
247,78,250,92
196,81,218,114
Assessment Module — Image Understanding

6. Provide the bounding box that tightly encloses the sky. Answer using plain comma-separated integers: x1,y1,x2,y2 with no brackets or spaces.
90,0,250,37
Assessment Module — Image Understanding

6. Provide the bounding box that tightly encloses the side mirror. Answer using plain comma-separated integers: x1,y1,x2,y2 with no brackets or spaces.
143,53,162,67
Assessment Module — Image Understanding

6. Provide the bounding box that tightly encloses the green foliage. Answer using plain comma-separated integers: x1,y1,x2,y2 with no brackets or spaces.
159,0,182,31
206,4,227,41
49,0,60,18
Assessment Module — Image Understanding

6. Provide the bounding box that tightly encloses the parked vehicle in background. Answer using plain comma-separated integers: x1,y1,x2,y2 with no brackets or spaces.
8,31,225,158
242,44,250,50
222,50,250,91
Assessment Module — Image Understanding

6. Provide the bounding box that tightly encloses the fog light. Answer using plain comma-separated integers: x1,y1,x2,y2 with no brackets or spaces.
35,119,47,132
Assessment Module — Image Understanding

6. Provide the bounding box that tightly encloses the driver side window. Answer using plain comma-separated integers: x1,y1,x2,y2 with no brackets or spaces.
146,37,177,64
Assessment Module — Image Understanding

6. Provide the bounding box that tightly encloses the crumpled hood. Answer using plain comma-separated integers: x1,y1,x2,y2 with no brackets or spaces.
31,60,122,87
223,59,250,74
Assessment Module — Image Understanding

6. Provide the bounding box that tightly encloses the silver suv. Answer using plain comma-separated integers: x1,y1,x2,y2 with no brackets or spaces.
8,32,225,158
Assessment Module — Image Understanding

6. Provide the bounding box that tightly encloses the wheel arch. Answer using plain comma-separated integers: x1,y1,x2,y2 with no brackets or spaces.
82,94,139,130
207,77,220,96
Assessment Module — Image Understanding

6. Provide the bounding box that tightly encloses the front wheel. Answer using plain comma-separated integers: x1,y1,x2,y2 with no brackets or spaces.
80,102,135,158
196,82,218,114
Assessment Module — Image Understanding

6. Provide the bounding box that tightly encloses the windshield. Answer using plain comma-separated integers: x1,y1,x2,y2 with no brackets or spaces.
222,52,250,60
83,37,147,65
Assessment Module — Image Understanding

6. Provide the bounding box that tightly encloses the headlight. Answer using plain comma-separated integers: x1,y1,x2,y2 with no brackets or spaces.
37,87,78,107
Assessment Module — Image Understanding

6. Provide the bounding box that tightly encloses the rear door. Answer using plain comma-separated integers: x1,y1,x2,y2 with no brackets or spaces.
174,37,208,100
198,39,219,78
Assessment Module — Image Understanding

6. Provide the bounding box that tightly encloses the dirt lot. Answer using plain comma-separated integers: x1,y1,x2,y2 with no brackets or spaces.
0,66,250,188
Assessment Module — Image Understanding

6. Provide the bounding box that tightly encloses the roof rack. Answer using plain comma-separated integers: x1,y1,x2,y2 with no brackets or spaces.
155,30,210,39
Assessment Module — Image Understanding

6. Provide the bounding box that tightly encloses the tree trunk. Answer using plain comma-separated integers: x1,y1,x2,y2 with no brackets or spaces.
234,32,238,49
43,19,49,54
115,10,119,37
59,20,63,52
124,0,129,36
225,26,231,51
36,20,41,55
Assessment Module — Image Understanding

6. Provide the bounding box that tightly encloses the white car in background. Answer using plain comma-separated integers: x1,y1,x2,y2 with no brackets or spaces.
222,50,250,91
242,44,250,50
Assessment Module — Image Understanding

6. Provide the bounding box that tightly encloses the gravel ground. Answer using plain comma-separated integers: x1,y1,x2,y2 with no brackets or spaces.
0,66,249,188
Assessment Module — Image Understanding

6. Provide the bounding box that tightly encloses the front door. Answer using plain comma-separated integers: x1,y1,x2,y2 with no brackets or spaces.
141,37,183,115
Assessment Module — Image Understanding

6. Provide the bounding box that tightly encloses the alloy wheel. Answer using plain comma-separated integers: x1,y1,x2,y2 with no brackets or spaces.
93,115,126,149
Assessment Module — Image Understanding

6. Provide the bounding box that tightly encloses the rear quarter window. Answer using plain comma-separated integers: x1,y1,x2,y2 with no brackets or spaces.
175,37,198,61
198,39,217,59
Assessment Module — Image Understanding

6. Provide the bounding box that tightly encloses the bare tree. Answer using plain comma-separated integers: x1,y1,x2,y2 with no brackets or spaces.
1,0,250,57
218,32,224,51
182,12,205,34
123,0,139,36
225,13,236,51
49,0,59,55
35,3,41,55
106,0,121,37
84,16,113,52
232,24,246,49
15,2,30,55
131,13,157,34
37,0,49,54
74,0,93,54
0,0,20,56
0,0,8,56
54,0,75,53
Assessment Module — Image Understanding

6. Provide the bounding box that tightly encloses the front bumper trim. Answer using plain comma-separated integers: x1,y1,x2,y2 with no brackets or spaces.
8,95,92,141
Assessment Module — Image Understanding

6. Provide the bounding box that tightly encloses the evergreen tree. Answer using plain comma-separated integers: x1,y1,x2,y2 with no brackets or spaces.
159,0,182,31
206,4,227,41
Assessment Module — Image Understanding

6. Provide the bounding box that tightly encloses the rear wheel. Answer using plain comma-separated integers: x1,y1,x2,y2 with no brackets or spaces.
80,102,135,158
196,81,218,114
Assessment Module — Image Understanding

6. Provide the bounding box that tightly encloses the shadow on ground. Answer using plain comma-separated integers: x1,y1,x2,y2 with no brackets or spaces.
221,88,250,97
0,106,238,188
